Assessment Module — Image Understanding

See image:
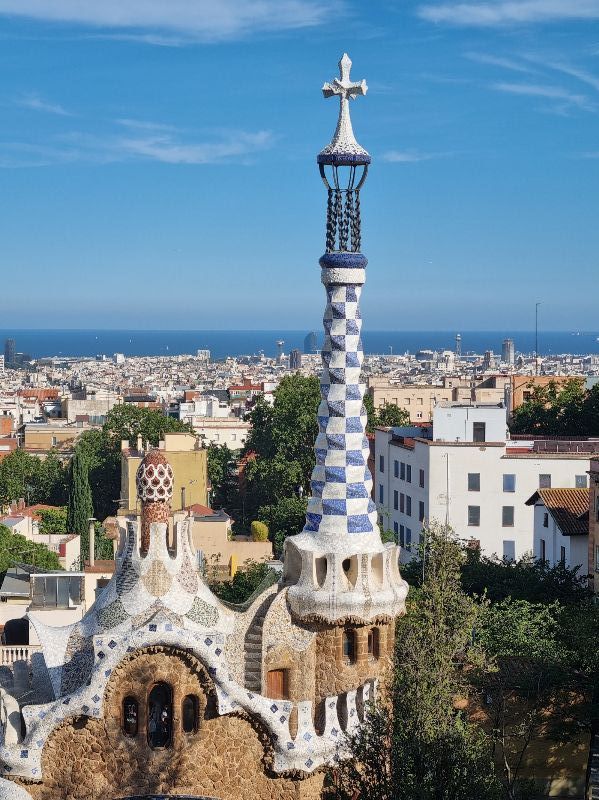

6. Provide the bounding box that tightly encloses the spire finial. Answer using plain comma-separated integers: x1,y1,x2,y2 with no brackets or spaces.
318,53,371,167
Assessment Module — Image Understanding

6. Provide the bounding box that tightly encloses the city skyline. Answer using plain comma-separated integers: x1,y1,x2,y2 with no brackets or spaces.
1,1,599,329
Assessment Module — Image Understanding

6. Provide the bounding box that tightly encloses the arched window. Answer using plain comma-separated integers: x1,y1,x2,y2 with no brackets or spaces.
123,696,138,737
342,629,356,665
368,628,380,660
147,682,173,749
182,694,199,734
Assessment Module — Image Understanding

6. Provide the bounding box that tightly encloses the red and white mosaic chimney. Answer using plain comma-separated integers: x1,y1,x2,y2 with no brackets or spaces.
135,448,174,552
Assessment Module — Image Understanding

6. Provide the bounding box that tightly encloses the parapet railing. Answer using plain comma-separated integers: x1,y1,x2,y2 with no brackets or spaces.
0,645,42,666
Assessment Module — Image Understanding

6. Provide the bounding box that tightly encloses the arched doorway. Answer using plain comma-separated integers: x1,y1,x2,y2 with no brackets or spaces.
147,682,172,749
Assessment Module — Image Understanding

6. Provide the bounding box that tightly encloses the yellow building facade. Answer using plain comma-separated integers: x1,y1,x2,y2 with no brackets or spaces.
120,432,209,514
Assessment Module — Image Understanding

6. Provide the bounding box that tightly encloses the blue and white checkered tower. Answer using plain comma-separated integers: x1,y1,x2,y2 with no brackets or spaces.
284,54,408,623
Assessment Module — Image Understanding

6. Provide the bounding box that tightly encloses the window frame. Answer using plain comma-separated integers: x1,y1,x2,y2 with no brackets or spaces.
468,473,481,492
472,421,486,443
468,505,481,527
502,505,514,527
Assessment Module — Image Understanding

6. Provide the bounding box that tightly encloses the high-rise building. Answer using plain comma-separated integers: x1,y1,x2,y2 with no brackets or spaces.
482,350,495,371
502,338,515,366
303,331,317,354
455,333,462,358
4,338,15,366
289,349,302,370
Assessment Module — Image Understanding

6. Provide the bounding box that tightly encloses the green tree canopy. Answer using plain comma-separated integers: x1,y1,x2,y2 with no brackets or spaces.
257,496,307,557
66,449,94,538
38,506,67,535
102,404,193,448
0,524,62,572
510,378,599,436
207,443,241,516
364,393,410,433
0,449,67,507
209,560,274,605
242,375,320,520
334,523,499,800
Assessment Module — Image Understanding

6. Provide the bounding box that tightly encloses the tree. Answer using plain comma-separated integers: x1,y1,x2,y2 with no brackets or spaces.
209,560,274,604
0,449,67,507
243,375,320,519
333,523,500,800
257,496,308,556
102,404,192,448
475,599,571,800
461,550,590,605
0,524,62,572
75,429,121,521
377,404,411,428
364,393,410,433
510,378,599,436
207,443,240,513
250,521,269,542
38,507,67,535
66,449,94,539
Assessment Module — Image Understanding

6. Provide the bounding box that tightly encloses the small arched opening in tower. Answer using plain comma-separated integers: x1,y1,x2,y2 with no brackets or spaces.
122,696,139,737
147,682,173,749
181,693,200,735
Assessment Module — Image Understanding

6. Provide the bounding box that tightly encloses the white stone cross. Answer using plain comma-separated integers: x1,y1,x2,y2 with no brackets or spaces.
322,53,368,103
321,54,369,157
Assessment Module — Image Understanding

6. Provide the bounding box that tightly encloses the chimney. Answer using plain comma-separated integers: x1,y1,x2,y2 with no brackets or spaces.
88,518,96,568
136,434,143,453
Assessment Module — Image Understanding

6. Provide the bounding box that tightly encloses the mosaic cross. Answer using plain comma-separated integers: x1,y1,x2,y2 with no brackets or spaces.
322,53,367,106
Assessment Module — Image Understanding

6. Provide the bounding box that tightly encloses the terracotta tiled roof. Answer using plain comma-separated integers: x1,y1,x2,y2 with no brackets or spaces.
526,488,589,536
185,503,215,516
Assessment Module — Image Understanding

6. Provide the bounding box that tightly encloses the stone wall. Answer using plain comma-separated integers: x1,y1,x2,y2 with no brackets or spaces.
313,620,395,704
21,647,323,800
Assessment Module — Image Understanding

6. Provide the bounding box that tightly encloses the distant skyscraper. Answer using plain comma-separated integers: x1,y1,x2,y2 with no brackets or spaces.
455,333,462,358
304,331,318,354
4,338,15,366
482,350,495,371
502,338,515,366
290,349,302,370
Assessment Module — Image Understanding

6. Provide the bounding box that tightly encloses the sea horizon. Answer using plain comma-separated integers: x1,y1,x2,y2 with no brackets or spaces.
2,329,599,360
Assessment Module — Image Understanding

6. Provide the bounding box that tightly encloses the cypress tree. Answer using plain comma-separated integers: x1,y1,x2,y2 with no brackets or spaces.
66,449,94,547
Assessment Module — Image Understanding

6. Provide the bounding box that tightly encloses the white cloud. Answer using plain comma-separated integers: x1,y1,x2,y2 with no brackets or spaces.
0,127,274,167
116,118,179,133
419,0,599,26
382,150,438,163
117,130,274,164
0,0,332,42
464,51,537,74
491,81,596,111
16,92,71,115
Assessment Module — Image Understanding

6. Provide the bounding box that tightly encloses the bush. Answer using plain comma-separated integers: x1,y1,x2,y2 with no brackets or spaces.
250,520,269,542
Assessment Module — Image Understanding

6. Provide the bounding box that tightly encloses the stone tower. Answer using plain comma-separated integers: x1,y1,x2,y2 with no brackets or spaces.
284,54,408,623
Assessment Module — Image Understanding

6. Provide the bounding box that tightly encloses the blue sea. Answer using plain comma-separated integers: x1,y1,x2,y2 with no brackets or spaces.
1,330,598,360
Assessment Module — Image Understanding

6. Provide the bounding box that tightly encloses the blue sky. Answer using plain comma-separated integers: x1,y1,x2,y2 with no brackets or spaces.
1,0,598,330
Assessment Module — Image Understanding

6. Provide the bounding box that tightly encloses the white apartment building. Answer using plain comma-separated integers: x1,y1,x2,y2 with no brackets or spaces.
375,403,595,562
178,396,230,425
526,488,589,573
